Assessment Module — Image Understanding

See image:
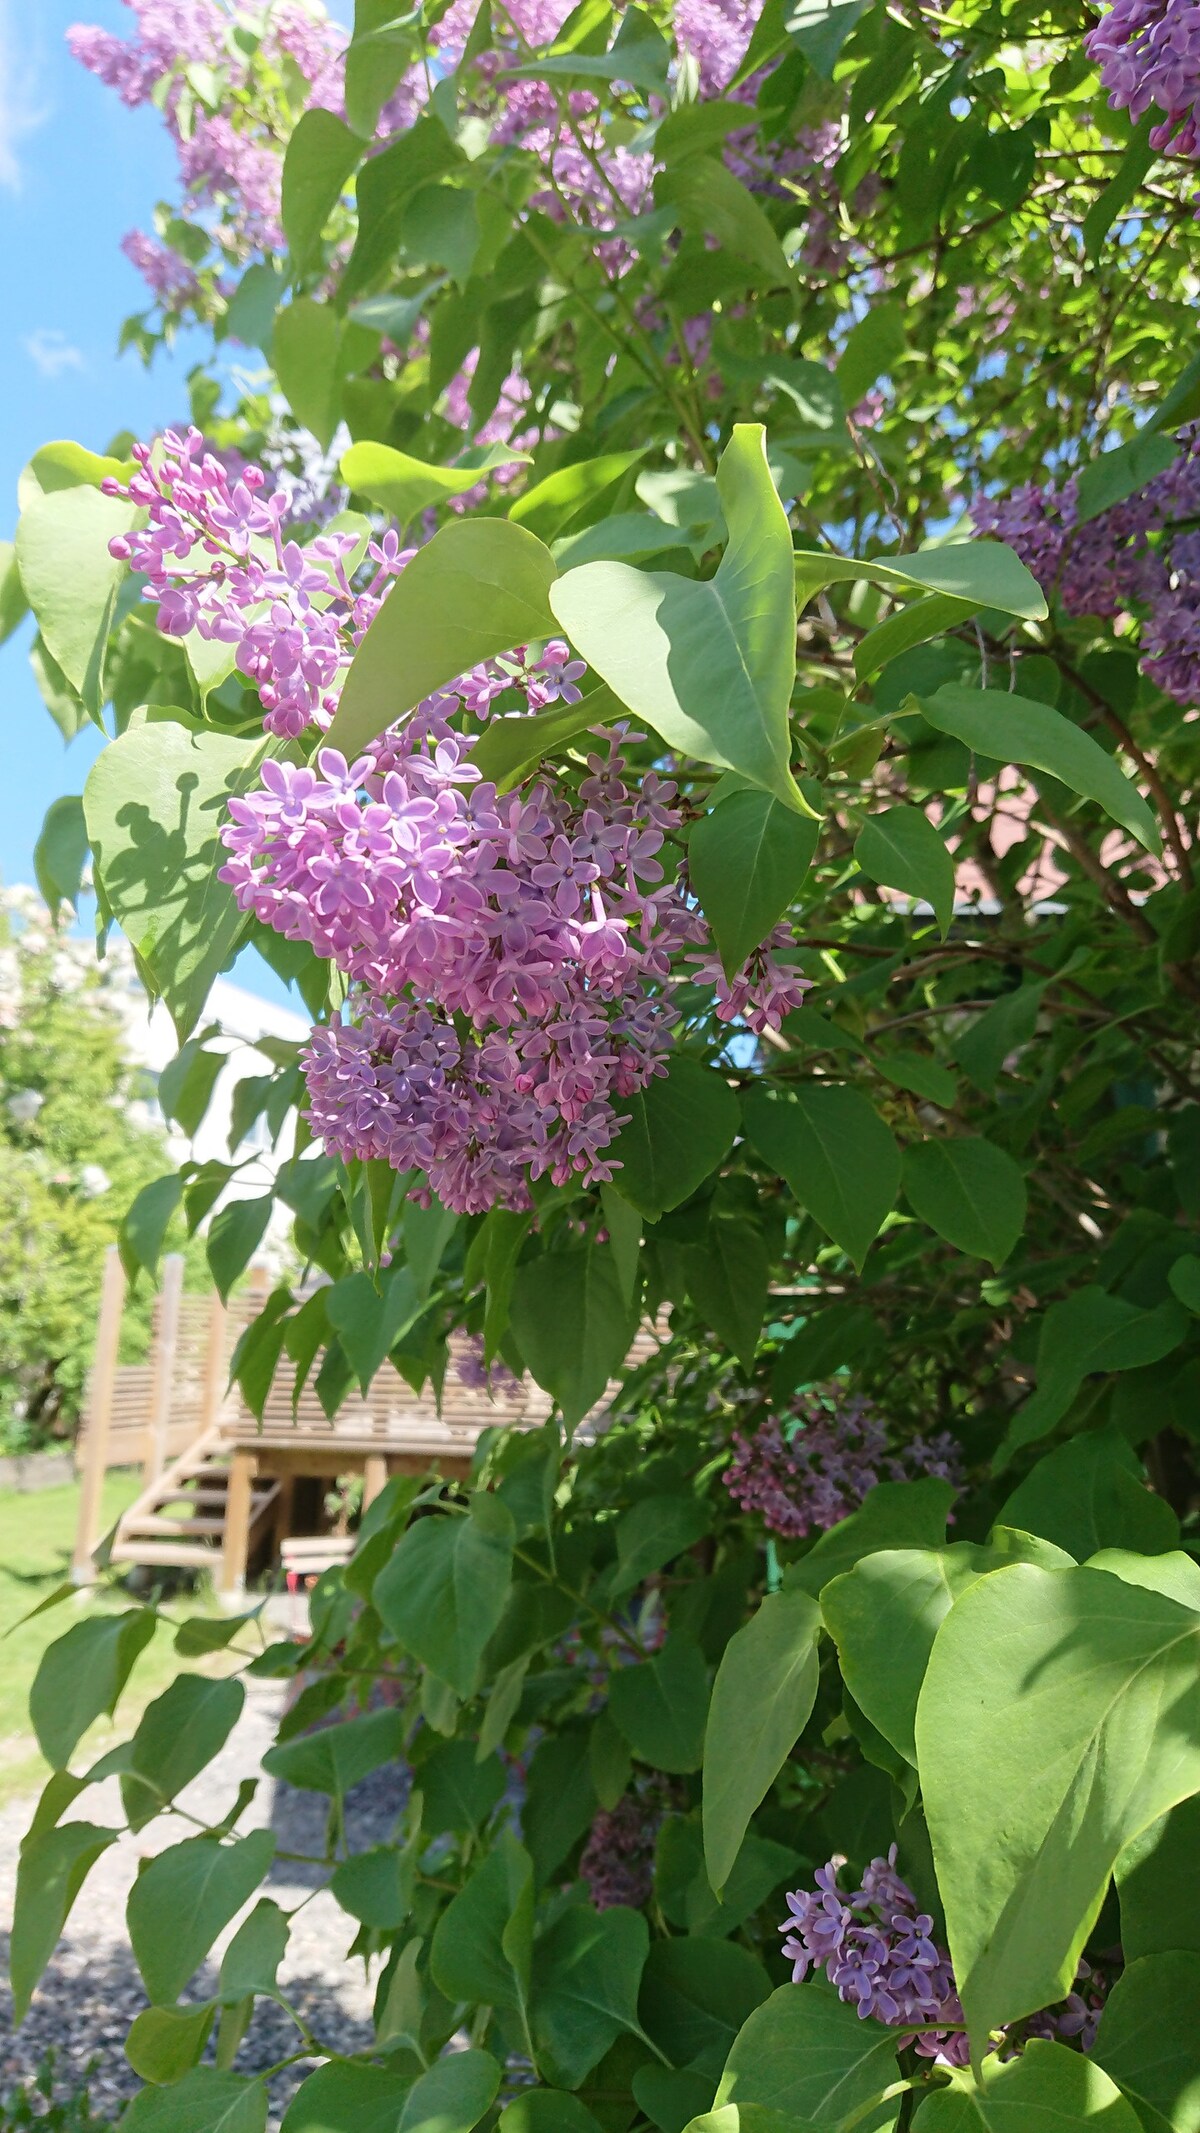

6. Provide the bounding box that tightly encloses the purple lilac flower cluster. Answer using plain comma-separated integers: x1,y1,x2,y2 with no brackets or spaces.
69,2,346,277
723,1396,964,1538
781,1851,1109,2062
454,1336,523,1398
221,720,807,1213
1087,0,1200,168
579,1782,673,1910
104,428,411,737
780,1849,968,2061
972,429,1200,706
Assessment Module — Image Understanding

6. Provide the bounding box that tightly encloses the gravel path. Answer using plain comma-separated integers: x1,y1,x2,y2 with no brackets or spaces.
0,1676,410,2124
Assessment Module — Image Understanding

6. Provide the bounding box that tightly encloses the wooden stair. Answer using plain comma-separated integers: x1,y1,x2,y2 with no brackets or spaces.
107,1430,280,1576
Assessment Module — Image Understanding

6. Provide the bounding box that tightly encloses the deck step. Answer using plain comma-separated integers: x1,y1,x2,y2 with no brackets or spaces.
123,1514,228,1538
109,1541,217,1569
155,1486,230,1507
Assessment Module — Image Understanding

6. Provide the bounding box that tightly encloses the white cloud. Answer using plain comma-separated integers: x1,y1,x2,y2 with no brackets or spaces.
0,0,49,192
24,328,86,378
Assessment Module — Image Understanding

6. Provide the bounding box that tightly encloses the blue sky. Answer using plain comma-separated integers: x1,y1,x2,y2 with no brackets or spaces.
0,0,293,1006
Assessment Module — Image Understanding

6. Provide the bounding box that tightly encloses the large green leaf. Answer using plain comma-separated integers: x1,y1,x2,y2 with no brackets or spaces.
714,1983,898,2126
10,1821,118,2024
911,2040,1143,2130
1117,1795,1200,1961
325,518,558,758
794,539,1047,622
786,1478,958,1598
127,1831,276,2006
15,482,138,715
121,2069,268,2133
341,439,531,531
325,1264,424,1391
509,449,647,542
703,1589,821,1894
902,1137,1027,1268
690,788,819,978
996,1295,1188,1466
609,1637,711,1774
30,1609,157,1770
498,2096,606,2132
916,684,1160,853
123,1676,245,1831
640,1937,771,2069
262,1706,407,1795
1091,1952,1200,2133
743,1084,900,1268
281,108,361,269
281,2053,501,2133
531,1903,650,2090
271,298,342,449
510,1241,638,1427
915,1563,1200,2048
854,806,955,938
85,724,269,1044
431,1833,535,2051
551,427,809,814
374,1496,515,1696
822,1545,1002,1766
613,1494,712,1596
608,1058,741,1219
995,1429,1179,1559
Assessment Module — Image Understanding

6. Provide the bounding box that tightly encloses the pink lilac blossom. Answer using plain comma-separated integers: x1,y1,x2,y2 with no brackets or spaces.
225,721,704,1211
102,428,411,736
781,1852,1109,2063
723,1396,964,1538
120,229,200,301
971,427,1200,706
1087,0,1200,165
689,920,811,1034
69,0,348,291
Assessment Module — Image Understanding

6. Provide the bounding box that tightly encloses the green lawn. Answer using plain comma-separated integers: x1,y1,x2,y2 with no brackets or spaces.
0,1472,226,1802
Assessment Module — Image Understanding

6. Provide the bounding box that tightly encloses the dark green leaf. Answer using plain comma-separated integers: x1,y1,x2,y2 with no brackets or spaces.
123,1677,245,1831
690,788,818,978
510,1242,637,1427
281,108,361,270
743,1084,900,1268
996,1430,1180,1560
34,794,89,919
262,1707,407,1795
903,1136,1027,1267
374,1496,515,1696
206,1196,274,1305
121,2069,268,2133
30,1610,157,1769
608,1058,740,1221
917,684,1160,854
610,1637,710,1773
714,1982,898,2124
126,2002,217,2086
11,1821,118,2024
786,1478,958,1599
854,806,954,937
128,1830,276,2006
532,1904,650,2091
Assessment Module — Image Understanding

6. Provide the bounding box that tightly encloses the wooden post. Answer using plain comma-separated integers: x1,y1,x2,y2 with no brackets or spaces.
362,1451,388,1512
220,1448,257,1599
199,1289,230,1434
144,1252,184,1488
72,1246,126,1582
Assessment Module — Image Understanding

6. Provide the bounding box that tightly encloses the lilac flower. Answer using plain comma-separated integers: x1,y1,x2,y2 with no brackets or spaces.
779,1850,967,2062
689,921,813,1035
103,428,412,735
1087,0,1200,168
972,428,1200,707
782,1854,1110,2065
455,1335,523,1397
579,1783,674,1910
723,1395,965,1539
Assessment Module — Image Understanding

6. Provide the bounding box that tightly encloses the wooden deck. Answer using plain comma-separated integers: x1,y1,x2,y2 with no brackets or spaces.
74,1249,661,1592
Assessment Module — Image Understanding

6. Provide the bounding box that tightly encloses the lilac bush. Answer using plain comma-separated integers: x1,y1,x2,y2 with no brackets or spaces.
723,1396,964,1538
